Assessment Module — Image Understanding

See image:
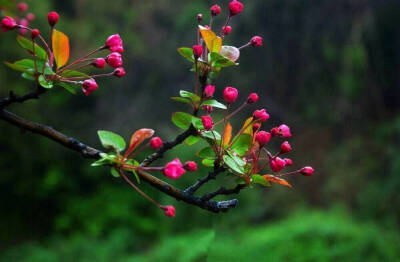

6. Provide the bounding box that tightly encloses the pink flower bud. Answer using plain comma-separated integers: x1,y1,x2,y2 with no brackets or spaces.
183,161,198,172
252,123,261,133
270,157,286,172
162,205,176,217
197,13,203,22
270,127,280,136
163,158,186,179
210,4,221,16
250,36,263,47
247,93,259,104
26,13,35,22
222,26,232,35
18,2,28,12
300,166,314,176
82,79,98,96
47,11,59,27
105,34,124,53
201,115,213,130
31,29,39,39
106,52,123,68
255,131,271,146
1,16,17,32
280,141,292,154
253,109,270,122
150,137,163,149
92,58,106,68
279,124,292,138
204,85,215,97
113,67,126,78
229,0,244,16
18,18,28,35
192,45,203,59
202,105,213,114
284,158,293,166
223,87,238,104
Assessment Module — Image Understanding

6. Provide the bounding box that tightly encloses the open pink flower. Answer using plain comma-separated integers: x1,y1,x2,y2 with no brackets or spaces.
163,158,186,179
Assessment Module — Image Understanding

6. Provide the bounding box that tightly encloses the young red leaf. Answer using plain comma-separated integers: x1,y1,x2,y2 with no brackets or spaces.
263,174,292,188
52,29,70,69
124,128,155,158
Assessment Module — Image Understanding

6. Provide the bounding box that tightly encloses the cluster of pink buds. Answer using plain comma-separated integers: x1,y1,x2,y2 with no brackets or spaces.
1,9,126,96
0,2,35,35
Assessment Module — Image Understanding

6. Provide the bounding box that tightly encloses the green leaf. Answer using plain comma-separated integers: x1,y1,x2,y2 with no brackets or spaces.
202,159,215,167
210,52,237,68
227,151,246,167
97,130,126,152
61,70,90,78
4,61,34,75
21,73,35,81
223,155,245,174
231,134,253,156
171,97,191,104
251,174,271,187
180,90,200,102
38,75,53,89
171,112,192,130
200,99,227,109
110,167,120,178
12,59,54,75
177,47,195,63
56,82,77,94
197,147,216,159
17,35,48,61
201,130,221,141
185,135,200,146
191,117,204,130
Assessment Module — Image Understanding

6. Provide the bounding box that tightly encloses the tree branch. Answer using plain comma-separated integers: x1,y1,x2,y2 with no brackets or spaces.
0,108,239,213
184,165,225,195
141,125,197,167
201,184,246,201
0,86,47,109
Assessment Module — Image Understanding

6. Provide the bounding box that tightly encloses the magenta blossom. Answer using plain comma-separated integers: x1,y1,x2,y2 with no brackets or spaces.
149,137,163,149
270,157,286,172
105,34,124,53
229,0,244,16
163,158,186,179
223,87,238,104
82,79,98,96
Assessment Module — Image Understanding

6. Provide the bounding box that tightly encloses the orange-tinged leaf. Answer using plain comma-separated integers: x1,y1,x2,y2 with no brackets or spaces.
199,25,222,53
129,128,155,149
124,128,155,157
263,175,292,188
52,29,70,69
223,122,232,146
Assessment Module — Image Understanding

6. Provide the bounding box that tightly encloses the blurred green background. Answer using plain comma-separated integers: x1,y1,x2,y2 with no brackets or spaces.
1,0,400,261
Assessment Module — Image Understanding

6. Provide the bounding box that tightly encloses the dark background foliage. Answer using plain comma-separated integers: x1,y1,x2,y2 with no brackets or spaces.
0,0,399,261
